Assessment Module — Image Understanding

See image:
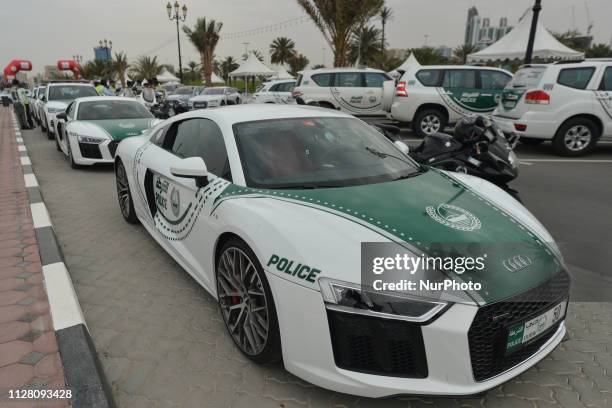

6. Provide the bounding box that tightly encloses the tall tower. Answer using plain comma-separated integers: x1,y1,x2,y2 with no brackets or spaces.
464,6,479,45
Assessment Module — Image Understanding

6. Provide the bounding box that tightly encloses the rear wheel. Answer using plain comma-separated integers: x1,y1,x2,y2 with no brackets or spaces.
216,238,282,364
413,108,447,138
115,160,138,224
552,118,599,156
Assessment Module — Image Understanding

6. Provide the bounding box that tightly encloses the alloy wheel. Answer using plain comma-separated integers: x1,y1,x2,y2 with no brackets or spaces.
564,125,591,152
217,247,269,356
421,114,441,134
115,163,131,218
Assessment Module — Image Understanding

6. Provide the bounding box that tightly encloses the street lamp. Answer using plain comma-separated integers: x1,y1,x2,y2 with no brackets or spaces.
167,1,187,83
525,0,542,64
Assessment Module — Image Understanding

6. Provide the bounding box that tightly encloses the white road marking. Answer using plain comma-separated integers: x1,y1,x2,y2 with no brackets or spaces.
30,202,52,228
42,262,86,330
18,145,27,152
21,156,31,166
24,173,38,187
16,137,23,143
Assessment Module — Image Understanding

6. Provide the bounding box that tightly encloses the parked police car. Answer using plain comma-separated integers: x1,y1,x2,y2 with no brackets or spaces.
385,66,512,137
493,59,612,156
253,79,296,104
292,68,394,116
40,81,98,139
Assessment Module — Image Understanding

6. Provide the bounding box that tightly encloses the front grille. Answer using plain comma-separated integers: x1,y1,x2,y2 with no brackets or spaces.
193,101,207,109
468,271,570,381
326,309,428,378
79,143,102,159
108,141,119,157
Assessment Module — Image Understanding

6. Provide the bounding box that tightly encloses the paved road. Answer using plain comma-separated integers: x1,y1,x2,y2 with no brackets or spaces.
21,125,612,408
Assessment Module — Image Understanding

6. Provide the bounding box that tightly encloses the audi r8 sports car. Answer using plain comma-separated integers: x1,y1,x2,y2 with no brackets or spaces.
55,97,160,168
113,105,569,397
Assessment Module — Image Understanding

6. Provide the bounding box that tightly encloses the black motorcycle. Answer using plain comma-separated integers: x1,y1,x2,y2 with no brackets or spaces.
375,116,522,202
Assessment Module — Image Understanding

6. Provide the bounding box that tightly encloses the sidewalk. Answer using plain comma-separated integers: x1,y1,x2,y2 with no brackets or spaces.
0,106,67,408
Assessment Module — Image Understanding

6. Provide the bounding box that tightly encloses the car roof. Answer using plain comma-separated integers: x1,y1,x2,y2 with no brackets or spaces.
180,104,353,125
412,65,507,71
75,96,139,103
300,67,386,75
48,82,94,87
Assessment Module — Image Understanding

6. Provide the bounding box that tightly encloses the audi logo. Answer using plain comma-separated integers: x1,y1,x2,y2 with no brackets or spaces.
502,255,533,273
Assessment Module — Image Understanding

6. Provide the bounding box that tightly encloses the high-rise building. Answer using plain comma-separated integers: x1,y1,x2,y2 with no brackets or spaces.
464,7,513,49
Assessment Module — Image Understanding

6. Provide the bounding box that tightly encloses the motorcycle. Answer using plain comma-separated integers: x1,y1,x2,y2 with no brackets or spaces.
375,116,522,202
139,88,174,119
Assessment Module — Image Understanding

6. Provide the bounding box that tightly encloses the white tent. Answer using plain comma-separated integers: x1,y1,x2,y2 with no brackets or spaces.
388,53,421,79
210,72,225,84
468,10,583,62
229,53,276,77
156,70,180,84
270,66,295,80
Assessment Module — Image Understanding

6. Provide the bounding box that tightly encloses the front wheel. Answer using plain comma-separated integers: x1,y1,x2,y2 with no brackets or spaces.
115,160,138,224
552,118,599,156
413,109,447,138
216,238,282,364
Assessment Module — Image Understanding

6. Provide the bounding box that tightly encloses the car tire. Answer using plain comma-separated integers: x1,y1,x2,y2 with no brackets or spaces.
552,117,599,156
55,130,61,152
115,160,139,224
413,108,447,138
40,117,47,132
66,139,82,169
216,238,282,364
46,128,54,140
521,137,545,146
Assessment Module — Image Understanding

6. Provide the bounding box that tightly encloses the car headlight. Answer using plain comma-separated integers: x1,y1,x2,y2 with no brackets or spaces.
319,278,448,323
77,135,106,144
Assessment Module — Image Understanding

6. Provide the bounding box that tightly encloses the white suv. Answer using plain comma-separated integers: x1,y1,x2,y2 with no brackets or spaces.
386,66,512,137
253,79,296,104
493,60,612,156
292,68,394,116
41,81,98,139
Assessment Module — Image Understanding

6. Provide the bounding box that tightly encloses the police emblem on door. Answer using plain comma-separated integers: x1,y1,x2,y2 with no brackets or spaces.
170,188,180,217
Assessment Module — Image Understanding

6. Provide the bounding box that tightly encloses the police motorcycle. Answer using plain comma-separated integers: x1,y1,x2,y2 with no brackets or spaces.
139,83,174,119
375,115,522,202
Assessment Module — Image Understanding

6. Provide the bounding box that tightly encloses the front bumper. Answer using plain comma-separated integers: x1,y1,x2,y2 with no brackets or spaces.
68,136,118,166
268,272,568,397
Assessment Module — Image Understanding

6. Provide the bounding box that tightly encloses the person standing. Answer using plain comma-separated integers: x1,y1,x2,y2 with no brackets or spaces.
12,80,29,130
95,80,105,95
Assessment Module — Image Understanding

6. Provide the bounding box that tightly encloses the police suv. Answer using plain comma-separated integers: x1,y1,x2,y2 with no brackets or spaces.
385,66,512,137
493,59,612,156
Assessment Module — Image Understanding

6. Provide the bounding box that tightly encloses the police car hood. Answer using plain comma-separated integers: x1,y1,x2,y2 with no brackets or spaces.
214,169,564,305
46,100,69,110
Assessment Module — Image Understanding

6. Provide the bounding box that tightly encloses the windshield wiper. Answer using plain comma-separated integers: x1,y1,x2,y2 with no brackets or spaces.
365,146,416,167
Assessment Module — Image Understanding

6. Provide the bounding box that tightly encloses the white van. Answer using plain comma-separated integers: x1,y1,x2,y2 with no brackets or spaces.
493,60,612,156
386,66,512,137
292,68,394,116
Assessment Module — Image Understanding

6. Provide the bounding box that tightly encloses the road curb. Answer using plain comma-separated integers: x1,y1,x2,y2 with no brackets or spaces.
10,111,116,408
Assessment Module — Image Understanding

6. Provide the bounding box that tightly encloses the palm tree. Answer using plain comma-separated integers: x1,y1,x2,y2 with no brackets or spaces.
379,6,393,58
289,53,310,75
587,43,612,58
270,37,296,65
113,52,129,87
348,25,382,66
220,56,240,82
297,0,384,67
187,61,201,75
453,43,478,64
129,56,165,81
411,47,449,65
183,18,223,86
81,59,112,80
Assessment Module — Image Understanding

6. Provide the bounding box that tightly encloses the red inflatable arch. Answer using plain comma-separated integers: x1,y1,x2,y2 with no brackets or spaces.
57,60,81,79
3,60,32,83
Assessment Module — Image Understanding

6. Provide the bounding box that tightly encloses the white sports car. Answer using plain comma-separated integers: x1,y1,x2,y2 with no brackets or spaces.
55,97,160,168
187,86,241,110
113,105,569,397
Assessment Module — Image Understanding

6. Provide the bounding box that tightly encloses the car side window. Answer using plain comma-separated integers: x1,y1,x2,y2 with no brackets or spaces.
557,67,595,90
269,83,281,92
443,70,477,88
335,72,362,87
600,67,612,91
364,73,389,88
415,69,442,87
166,118,232,180
480,70,511,90
311,73,333,87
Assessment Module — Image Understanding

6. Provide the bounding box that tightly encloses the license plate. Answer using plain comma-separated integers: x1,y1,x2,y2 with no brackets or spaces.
503,101,516,109
506,300,567,353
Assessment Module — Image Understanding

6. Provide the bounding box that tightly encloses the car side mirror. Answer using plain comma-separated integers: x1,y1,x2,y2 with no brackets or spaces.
394,141,410,155
56,112,67,121
41,96,47,102
170,157,209,188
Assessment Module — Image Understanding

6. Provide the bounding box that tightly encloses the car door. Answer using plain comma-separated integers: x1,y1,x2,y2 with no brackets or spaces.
135,118,232,288
363,72,390,114
58,101,76,154
596,65,612,138
478,70,512,112
439,69,482,120
331,72,366,114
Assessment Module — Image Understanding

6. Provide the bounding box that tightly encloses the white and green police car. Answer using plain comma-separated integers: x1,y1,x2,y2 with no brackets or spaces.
114,104,569,397
386,66,512,137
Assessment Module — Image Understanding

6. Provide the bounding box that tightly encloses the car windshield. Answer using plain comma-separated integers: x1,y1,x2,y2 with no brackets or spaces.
507,67,546,89
202,88,225,95
78,100,153,120
233,117,421,189
48,85,97,101
172,87,193,95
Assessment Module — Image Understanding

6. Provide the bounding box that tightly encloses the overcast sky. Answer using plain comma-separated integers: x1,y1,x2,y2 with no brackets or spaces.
2,0,611,75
